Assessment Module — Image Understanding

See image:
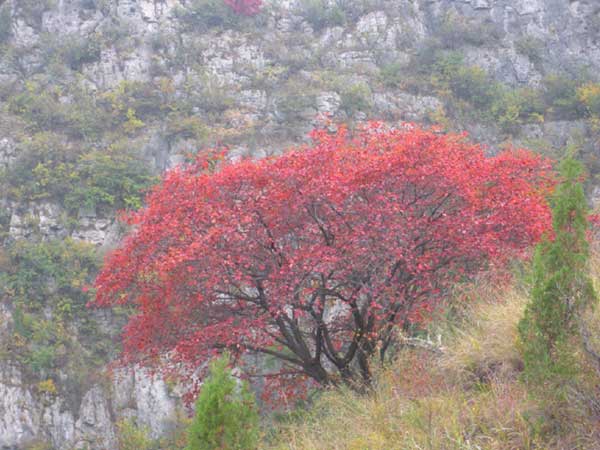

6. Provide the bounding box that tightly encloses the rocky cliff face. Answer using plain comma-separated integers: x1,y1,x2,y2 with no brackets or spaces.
1,0,600,448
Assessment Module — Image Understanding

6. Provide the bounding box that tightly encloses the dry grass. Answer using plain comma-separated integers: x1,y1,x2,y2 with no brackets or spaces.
266,273,600,450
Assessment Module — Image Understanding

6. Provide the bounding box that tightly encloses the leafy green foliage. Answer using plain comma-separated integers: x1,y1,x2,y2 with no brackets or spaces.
4,131,155,214
60,34,103,70
3,132,74,202
515,36,544,63
7,81,111,139
117,419,154,450
64,147,156,214
174,0,259,31
116,416,190,450
0,238,121,389
9,82,69,131
542,74,586,120
379,60,405,88
339,82,373,116
186,355,259,450
519,158,597,387
489,87,545,133
432,52,494,110
27,346,57,373
297,0,346,31
437,11,503,49
577,83,600,117
1,238,98,312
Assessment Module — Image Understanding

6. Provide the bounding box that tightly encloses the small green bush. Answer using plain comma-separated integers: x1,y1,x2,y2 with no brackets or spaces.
339,82,373,116
186,354,259,450
61,34,102,70
13,303,35,339
65,147,156,214
379,60,405,88
101,80,167,121
438,11,502,49
1,238,116,386
117,419,154,450
542,74,586,119
1,238,98,311
515,35,544,63
489,87,544,133
5,130,154,211
175,0,236,31
27,346,56,373
577,82,600,117
297,0,346,31
5,132,75,202
276,92,316,121
8,82,68,131
165,114,208,142
431,52,495,110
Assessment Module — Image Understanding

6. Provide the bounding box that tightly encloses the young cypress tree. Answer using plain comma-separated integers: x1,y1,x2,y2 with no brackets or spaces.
519,157,597,384
186,354,260,450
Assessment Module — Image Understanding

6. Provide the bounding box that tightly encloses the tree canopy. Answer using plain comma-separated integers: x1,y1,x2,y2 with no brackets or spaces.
92,123,553,398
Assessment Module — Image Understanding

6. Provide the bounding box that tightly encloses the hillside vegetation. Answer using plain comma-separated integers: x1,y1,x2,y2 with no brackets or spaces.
3,0,600,448
266,265,600,449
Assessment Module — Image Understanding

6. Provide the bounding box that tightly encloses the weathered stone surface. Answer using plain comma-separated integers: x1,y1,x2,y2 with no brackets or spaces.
0,364,181,450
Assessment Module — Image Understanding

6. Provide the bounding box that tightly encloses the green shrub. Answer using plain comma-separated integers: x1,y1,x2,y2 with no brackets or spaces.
542,74,586,119
448,65,493,109
379,60,405,88
117,419,154,450
339,82,372,116
13,303,35,338
275,91,316,121
175,0,236,31
5,130,154,210
61,34,102,70
8,82,68,131
8,80,111,139
437,11,502,49
62,85,113,140
1,238,117,385
101,80,167,121
515,35,544,63
5,132,76,202
297,0,346,31
577,82,600,117
519,158,596,389
193,79,236,117
27,346,56,373
489,87,544,133
431,52,495,110
65,147,156,214
186,355,259,450
23,440,53,450
165,114,208,142
1,238,98,311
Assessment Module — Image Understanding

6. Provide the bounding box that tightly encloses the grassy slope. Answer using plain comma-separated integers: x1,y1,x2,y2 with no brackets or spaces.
266,258,600,449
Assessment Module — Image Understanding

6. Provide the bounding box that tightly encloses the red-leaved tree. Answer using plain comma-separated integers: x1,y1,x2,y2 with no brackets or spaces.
224,0,262,16
92,123,553,397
